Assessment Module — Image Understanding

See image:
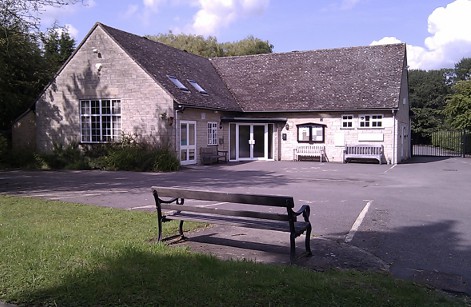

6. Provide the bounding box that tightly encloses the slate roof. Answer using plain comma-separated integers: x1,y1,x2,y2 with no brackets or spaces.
99,23,406,113
210,44,406,112
100,23,241,112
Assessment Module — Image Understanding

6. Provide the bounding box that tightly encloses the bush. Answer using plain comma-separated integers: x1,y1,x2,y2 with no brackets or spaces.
103,142,179,172
41,142,90,170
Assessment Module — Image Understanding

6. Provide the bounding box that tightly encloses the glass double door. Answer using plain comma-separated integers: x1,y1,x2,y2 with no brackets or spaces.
230,123,273,161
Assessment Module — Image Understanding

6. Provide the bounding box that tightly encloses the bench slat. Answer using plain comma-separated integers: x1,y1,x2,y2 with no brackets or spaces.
164,212,309,233
161,204,290,221
153,187,294,208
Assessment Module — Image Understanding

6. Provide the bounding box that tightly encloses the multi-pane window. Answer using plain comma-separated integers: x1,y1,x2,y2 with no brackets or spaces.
297,124,325,143
80,99,122,143
208,122,218,145
359,114,383,128
342,115,354,128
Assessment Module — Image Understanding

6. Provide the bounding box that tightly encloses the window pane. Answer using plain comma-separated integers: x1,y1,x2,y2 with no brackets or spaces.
91,100,100,114
112,100,121,114
102,100,111,114
298,126,310,142
81,101,90,115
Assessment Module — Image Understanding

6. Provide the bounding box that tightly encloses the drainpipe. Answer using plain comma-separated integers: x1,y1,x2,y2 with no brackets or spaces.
392,109,396,164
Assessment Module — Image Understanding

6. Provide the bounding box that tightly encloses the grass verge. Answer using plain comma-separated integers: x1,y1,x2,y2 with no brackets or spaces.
0,195,468,306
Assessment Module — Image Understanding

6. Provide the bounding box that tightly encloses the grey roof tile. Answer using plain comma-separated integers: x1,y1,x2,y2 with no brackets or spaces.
211,44,406,112
100,23,241,111
99,23,405,113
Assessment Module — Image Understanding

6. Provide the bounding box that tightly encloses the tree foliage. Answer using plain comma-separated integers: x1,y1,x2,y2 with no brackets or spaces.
0,25,44,130
408,69,452,137
444,80,471,130
454,57,471,82
0,1,77,131
147,32,273,57
0,0,79,31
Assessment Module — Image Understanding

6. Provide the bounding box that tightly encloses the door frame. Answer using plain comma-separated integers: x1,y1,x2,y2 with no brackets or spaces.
179,120,197,165
229,123,273,161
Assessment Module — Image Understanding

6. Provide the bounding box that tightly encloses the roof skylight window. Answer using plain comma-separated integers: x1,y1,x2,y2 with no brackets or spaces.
188,79,208,95
167,75,189,92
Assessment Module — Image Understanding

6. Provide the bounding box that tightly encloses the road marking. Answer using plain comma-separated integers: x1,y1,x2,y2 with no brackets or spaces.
129,205,154,210
345,200,372,243
384,164,397,174
200,202,228,207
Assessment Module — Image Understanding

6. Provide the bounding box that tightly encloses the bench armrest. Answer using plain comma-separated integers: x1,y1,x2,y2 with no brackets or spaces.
293,205,311,222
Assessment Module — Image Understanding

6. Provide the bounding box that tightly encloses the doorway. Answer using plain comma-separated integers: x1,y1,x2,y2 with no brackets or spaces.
229,123,273,161
180,121,196,165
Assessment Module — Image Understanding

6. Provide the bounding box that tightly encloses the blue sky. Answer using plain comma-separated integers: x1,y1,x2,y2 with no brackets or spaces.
40,0,471,70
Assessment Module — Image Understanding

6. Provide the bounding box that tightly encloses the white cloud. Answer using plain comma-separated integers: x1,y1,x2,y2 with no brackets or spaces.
63,24,79,38
372,0,471,70
340,0,361,10
143,0,167,12
190,0,270,36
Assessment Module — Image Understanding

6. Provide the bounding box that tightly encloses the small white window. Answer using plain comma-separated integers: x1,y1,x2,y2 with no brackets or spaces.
341,115,354,128
359,114,383,128
208,122,218,145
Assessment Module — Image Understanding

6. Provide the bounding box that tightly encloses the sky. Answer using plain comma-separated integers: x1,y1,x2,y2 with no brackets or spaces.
39,0,471,70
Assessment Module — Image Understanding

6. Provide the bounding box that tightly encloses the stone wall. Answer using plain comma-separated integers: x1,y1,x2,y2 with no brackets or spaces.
35,26,174,153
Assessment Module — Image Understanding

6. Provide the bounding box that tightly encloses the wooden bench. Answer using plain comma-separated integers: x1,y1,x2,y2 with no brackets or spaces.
200,146,228,165
294,145,325,162
152,186,312,263
344,144,384,164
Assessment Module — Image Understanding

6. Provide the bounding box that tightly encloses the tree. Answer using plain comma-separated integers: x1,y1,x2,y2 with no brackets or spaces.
454,58,471,82
443,80,471,130
0,0,79,31
221,35,273,56
408,69,452,139
147,32,273,57
0,1,78,131
146,32,223,58
0,24,44,130
41,28,76,78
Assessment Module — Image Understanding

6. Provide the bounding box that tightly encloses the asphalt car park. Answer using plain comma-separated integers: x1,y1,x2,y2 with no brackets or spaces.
1,157,470,294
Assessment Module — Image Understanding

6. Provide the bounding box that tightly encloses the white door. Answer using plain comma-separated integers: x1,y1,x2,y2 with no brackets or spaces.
180,121,196,165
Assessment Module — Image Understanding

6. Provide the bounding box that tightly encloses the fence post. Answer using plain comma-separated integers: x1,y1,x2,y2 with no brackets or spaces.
462,130,466,158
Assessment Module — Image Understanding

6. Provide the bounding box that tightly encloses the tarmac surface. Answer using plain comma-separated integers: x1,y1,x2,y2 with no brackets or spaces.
1,156,471,303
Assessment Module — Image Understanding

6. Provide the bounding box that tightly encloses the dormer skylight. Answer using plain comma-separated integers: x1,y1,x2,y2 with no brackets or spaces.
188,79,208,95
167,75,189,92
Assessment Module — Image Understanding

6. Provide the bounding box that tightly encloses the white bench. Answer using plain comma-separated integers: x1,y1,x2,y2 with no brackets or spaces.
344,144,384,164
294,145,325,162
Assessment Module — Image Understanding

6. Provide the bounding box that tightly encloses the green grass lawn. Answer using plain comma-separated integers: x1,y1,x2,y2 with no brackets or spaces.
0,195,468,306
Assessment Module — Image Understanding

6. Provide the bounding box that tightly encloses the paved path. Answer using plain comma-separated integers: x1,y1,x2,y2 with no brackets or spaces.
1,157,470,295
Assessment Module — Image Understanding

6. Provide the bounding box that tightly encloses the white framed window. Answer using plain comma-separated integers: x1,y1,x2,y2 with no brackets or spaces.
341,115,354,128
207,122,218,145
359,114,383,128
297,123,325,143
80,99,122,143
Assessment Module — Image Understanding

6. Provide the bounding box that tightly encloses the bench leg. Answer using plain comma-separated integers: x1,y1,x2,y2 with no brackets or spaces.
290,234,296,264
305,224,312,256
157,217,163,242
179,220,186,239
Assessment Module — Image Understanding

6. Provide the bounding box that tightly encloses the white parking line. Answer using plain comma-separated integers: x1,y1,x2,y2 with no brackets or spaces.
129,205,154,210
384,164,397,174
345,200,372,243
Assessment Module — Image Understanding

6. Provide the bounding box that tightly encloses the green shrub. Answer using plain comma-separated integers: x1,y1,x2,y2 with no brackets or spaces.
103,143,179,172
41,142,90,170
0,134,8,164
